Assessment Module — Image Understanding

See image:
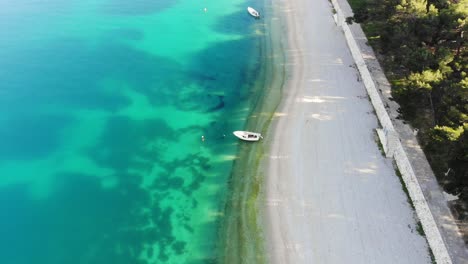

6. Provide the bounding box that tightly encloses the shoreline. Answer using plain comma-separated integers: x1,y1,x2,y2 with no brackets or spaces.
217,0,287,262
262,0,434,263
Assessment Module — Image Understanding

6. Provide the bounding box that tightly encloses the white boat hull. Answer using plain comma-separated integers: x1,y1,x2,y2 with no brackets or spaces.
233,131,262,141
247,7,260,18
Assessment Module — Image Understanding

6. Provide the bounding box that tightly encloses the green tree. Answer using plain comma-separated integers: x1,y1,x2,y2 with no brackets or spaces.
349,0,468,210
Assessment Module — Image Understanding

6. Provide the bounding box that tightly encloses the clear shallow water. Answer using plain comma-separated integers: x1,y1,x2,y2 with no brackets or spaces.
0,0,265,263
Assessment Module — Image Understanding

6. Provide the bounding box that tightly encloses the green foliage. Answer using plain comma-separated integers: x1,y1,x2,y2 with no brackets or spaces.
430,125,464,142
407,70,443,90
447,126,468,198
460,77,468,89
349,0,468,214
416,221,425,236
435,47,454,74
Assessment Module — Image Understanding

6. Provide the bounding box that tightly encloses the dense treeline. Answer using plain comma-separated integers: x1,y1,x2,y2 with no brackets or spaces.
349,0,467,221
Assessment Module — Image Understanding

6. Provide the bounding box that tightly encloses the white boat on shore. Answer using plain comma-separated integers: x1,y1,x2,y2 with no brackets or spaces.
233,131,263,141
247,7,260,18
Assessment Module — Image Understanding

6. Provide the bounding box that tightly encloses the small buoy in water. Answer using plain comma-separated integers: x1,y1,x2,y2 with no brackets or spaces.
201,135,205,142
204,7,207,12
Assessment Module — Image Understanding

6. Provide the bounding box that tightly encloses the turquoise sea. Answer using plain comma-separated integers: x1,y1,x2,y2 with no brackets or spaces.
0,0,270,263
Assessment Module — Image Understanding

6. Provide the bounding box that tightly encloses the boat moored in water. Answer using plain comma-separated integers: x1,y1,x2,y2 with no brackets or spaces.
233,131,263,141
247,7,260,18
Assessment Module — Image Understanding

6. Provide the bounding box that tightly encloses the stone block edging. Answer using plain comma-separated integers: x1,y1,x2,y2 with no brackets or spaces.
330,0,453,263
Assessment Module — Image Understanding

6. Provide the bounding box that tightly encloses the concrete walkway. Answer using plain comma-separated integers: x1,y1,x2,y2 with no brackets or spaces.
335,0,468,262
264,0,431,262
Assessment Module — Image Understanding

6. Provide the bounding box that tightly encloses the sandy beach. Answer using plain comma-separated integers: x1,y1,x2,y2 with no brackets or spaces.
263,0,433,263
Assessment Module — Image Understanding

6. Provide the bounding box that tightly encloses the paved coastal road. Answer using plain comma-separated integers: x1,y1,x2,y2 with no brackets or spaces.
334,0,468,262
264,0,432,263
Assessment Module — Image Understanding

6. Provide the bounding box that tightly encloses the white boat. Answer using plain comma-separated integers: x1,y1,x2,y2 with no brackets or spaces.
247,7,260,18
233,131,263,141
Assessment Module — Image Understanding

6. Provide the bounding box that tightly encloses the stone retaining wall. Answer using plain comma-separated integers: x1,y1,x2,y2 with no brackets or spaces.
330,0,453,263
